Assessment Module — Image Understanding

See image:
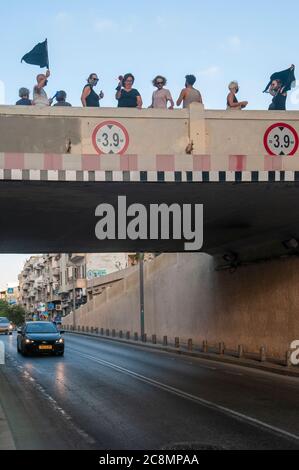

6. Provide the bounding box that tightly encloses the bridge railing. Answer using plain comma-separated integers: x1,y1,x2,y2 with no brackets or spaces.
0,104,299,173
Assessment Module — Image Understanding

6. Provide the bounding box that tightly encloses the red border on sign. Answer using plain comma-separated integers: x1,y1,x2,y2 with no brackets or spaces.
92,120,130,155
263,122,299,156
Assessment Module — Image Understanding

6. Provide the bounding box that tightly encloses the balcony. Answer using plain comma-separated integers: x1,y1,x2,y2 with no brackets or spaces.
52,267,60,276
70,254,85,263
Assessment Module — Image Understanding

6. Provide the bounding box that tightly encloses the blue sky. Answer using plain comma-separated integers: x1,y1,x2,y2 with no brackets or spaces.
0,0,298,284
0,0,299,109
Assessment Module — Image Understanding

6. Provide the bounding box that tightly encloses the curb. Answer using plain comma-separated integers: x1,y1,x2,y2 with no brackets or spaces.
0,397,16,450
65,331,299,378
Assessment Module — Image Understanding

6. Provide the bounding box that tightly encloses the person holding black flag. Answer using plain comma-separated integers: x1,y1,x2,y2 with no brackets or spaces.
33,70,52,107
264,64,296,110
21,39,52,107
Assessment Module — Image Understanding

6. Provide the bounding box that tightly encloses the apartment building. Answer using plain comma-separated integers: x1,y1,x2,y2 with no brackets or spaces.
18,253,131,318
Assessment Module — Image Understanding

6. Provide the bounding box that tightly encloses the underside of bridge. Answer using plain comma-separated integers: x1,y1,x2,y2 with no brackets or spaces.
1,180,299,263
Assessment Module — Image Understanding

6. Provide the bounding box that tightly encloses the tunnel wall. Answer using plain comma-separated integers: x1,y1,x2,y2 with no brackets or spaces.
63,253,299,359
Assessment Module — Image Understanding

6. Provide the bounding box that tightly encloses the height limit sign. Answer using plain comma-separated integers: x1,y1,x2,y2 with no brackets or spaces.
92,121,129,155
264,122,299,156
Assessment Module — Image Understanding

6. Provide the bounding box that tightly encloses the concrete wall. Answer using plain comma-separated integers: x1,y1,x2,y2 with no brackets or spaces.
1,105,299,170
63,253,299,359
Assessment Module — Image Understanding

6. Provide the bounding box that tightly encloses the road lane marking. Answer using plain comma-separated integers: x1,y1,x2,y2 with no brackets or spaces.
69,348,299,444
4,353,96,446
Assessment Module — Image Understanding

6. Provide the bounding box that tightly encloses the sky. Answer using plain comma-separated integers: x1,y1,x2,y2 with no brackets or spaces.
0,0,299,285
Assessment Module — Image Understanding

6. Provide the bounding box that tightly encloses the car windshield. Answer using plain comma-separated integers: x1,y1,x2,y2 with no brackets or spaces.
26,323,58,334
0,317,9,323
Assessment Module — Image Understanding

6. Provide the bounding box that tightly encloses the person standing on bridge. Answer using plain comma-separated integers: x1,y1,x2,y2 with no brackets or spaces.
226,81,248,110
16,88,32,106
176,75,203,108
54,90,72,107
149,76,174,109
264,65,295,111
81,73,104,107
32,70,52,107
116,73,143,108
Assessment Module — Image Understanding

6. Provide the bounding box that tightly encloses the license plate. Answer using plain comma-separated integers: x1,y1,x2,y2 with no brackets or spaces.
39,345,52,350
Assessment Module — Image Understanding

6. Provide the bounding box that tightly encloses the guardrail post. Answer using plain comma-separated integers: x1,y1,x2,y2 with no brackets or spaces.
112,329,116,338
134,332,138,341
119,330,123,339
188,339,193,351
219,342,225,355
95,327,99,335
260,346,266,362
91,327,94,334
286,350,292,367
163,336,168,346
203,340,208,353
152,334,157,344
86,326,89,333
175,337,180,348
106,329,110,337
238,344,243,358
126,331,130,340
82,326,85,332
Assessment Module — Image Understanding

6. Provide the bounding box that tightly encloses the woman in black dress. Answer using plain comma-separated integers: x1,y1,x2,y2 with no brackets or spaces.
116,73,143,108
81,73,104,107
226,81,248,110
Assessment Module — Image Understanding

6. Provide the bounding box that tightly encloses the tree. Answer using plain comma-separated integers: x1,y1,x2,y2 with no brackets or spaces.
0,300,26,326
8,305,26,326
0,300,10,316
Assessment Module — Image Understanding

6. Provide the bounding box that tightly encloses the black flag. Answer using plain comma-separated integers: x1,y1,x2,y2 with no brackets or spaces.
263,65,296,93
21,39,49,68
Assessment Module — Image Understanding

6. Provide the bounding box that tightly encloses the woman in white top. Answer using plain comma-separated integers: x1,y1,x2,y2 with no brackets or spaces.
33,70,52,107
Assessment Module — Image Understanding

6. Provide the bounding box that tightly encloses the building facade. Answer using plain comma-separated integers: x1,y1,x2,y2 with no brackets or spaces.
18,253,132,318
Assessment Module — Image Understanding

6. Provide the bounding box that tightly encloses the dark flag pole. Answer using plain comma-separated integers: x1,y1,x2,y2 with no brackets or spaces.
21,39,49,69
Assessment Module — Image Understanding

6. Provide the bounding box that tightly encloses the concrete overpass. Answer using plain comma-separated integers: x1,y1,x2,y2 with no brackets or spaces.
1,103,299,260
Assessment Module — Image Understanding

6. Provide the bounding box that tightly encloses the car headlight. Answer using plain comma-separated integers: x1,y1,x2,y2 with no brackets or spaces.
9,325,13,330
25,339,34,344
56,338,64,344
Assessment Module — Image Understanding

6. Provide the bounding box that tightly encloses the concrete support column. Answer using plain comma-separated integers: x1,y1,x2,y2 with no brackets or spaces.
189,103,206,154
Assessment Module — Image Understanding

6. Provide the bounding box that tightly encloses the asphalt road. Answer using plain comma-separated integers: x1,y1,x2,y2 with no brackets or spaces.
1,332,299,450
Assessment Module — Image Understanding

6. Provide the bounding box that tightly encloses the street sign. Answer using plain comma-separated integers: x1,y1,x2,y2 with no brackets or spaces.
92,120,129,155
264,122,299,156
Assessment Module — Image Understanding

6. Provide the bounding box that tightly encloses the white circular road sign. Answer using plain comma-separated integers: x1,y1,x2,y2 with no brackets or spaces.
92,120,129,155
264,122,299,156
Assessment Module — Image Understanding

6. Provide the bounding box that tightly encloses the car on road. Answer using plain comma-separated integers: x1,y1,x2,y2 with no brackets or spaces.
0,317,13,335
17,321,65,356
